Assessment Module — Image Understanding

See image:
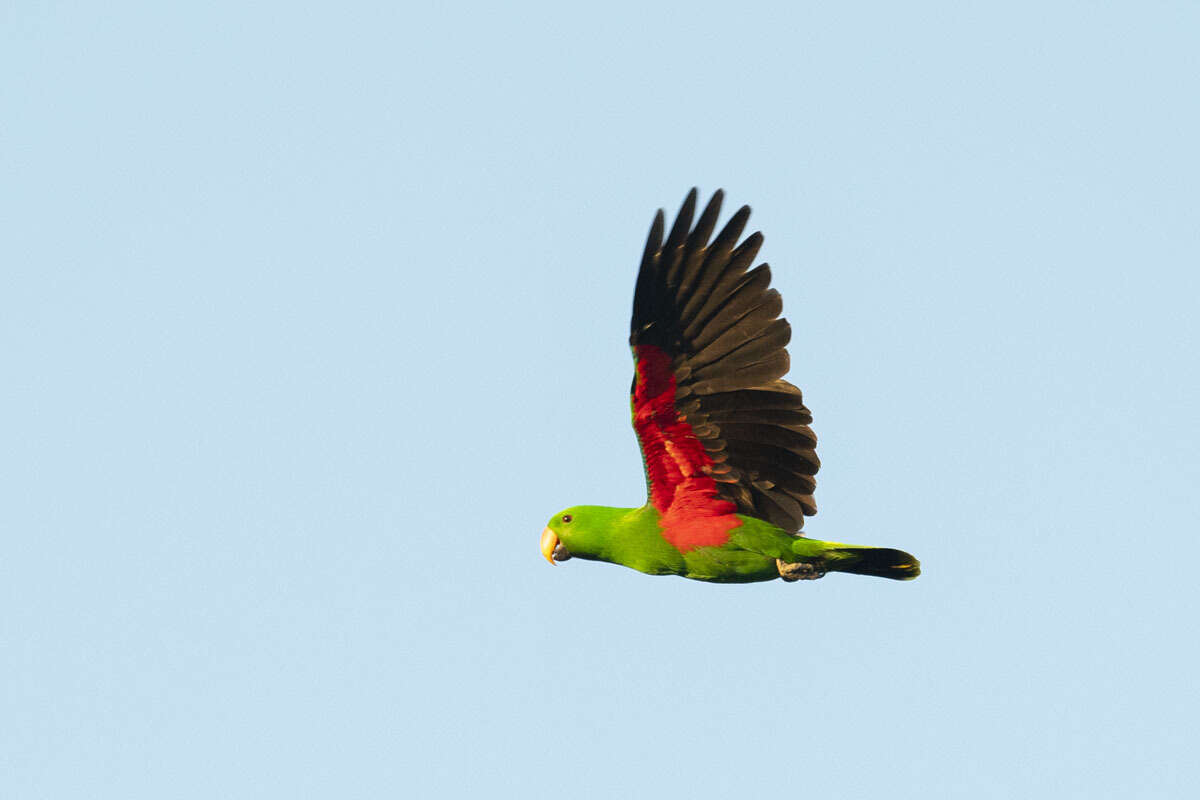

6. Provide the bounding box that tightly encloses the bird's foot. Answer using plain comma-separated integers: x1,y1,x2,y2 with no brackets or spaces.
777,559,825,582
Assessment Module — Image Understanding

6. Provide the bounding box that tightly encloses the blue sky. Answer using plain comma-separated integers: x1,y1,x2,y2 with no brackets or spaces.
3,2,1198,797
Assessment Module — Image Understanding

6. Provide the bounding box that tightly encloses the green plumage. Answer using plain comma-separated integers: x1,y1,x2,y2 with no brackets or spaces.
545,506,919,583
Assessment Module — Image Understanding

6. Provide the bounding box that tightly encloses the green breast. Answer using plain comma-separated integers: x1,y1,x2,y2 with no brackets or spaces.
607,508,783,583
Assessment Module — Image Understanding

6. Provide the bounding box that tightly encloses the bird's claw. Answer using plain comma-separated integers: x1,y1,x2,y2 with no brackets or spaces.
777,559,825,582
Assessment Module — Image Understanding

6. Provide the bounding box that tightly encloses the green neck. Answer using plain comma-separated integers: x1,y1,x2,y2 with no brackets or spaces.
564,505,685,576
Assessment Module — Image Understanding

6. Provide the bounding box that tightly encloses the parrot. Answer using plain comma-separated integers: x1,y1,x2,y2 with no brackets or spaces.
540,189,920,584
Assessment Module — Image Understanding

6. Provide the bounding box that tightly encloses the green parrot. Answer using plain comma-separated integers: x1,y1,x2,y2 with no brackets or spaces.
540,189,920,584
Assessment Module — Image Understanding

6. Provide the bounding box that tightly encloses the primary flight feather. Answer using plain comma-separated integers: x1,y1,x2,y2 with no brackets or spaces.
541,189,920,583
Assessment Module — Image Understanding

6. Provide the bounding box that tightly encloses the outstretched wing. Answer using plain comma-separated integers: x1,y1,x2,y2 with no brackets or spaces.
630,189,819,551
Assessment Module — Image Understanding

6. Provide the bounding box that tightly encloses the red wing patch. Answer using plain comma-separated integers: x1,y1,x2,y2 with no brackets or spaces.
632,344,741,551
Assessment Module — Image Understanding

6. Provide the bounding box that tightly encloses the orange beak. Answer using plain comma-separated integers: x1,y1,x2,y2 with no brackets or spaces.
540,527,559,566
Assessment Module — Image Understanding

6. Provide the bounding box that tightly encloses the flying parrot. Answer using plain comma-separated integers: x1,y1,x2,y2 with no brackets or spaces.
540,189,920,583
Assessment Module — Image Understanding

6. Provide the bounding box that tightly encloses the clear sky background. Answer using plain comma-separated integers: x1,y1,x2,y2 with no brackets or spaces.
3,2,1198,798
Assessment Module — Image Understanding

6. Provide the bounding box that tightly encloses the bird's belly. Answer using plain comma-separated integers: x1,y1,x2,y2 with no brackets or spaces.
680,547,779,583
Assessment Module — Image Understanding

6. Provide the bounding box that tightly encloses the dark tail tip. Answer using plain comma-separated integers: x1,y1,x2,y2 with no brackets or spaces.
831,547,921,581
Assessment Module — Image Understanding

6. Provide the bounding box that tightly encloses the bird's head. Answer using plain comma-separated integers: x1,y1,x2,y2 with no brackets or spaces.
540,506,618,565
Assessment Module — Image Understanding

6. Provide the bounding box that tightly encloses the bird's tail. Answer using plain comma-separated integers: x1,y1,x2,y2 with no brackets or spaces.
791,538,921,581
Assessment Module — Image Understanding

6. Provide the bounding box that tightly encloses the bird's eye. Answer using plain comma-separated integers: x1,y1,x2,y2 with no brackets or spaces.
562,514,573,523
